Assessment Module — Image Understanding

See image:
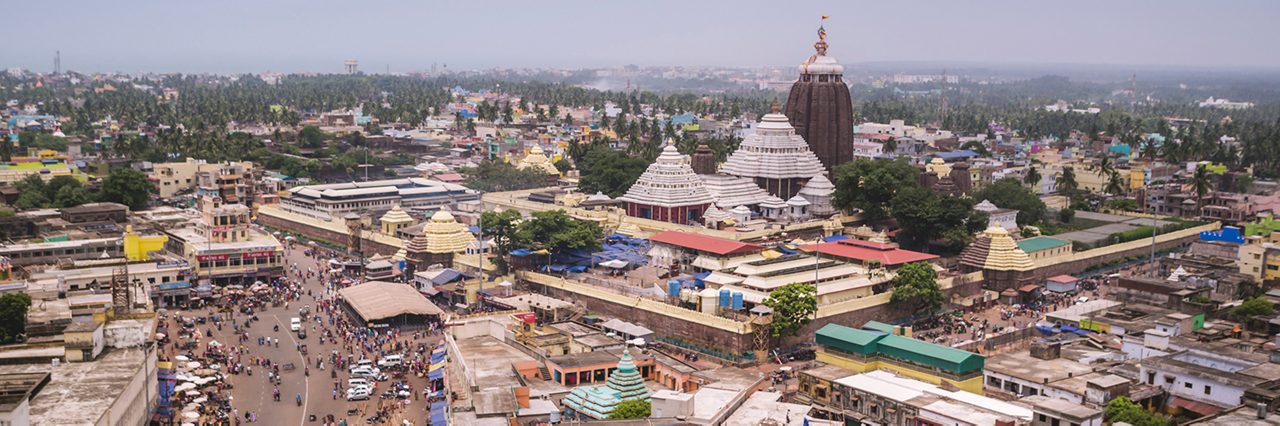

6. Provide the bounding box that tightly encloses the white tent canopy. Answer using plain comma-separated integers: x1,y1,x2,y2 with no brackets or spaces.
598,259,630,269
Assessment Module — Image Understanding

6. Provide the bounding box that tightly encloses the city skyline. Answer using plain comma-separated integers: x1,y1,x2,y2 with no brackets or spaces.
3,0,1279,74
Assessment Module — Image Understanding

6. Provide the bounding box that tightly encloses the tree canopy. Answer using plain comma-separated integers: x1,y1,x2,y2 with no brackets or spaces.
832,158,920,219
460,161,554,193
971,178,1047,226
575,145,649,198
12,174,90,210
0,293,32,344
1104,397,1170,426
480,209,524,274
98,168,153,210
888,262,944,315
609,399,651,420
890,187,987,253
762,283,818,337
516,210,604,254
1234,297,1275,322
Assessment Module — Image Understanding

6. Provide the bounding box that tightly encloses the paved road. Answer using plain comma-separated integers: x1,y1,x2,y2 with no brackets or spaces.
180,246,437,425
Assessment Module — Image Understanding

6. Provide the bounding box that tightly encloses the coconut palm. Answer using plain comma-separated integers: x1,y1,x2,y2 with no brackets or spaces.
1056,166,1080,199
1105,170,1126,196
1191,164,1214,211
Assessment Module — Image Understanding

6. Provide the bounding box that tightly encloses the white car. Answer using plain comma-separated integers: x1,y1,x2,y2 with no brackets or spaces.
290,318,301,332
345,387,371,401
349,359,374,372
348,378,372,390
350,366,381,378
377,355,403,368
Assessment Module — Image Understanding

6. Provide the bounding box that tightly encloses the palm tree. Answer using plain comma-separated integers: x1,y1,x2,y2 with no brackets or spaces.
1089,154,1115,178
1056,166,1080,199
1191,164,1214,211
1105,170,1126,196
1023,165,1042,188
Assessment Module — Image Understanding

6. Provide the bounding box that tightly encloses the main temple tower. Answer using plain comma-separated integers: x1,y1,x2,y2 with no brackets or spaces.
784,21,853,173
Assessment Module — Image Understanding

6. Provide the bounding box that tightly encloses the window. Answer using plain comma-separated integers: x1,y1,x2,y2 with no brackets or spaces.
1165,376,1174,385
1038,414,1047,421
1185,382,1193,389
1204,385,1212,395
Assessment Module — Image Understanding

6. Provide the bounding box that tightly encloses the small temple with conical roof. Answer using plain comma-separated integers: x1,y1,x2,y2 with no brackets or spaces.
561,347,651,420
405,208,476,269
378,203,414,236
720,101,827,199
959,223,1037,291
517,145,561,183
617,140,715,225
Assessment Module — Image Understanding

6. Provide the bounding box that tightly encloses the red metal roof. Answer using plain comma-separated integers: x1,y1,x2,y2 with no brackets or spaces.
648,231,762,256
802,240,938,266
1018,284,1041,293
1046,275,1078,283
431,173,465,182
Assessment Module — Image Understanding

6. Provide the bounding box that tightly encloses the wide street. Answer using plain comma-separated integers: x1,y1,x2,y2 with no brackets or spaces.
167,244,440,426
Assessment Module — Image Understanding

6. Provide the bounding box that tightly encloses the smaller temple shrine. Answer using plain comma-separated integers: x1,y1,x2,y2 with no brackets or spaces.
720,102,826,199
797,174,836,217
561,347,651,420
618,141,715,225
919,158,972,196
405,209,476,270
517,145,561,183
379,204,414,236
959,223,1037,291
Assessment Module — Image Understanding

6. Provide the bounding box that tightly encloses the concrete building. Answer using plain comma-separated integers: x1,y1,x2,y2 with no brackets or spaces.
163,195,283,286
814,370,1031,426
280,177,479,220
815,323,986,394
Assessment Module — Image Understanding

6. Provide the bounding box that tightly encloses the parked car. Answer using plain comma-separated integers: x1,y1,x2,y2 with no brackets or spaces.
377,355,403,368
290,317,301,331
346,387,371,401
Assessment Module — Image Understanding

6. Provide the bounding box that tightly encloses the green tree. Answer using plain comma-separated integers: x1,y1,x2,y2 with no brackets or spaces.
459,161,550,192
553,158,571,173
609,399,651,420
1057,208,1075,223
831,158,921,219
54,184,90,208
0,139,11,161
480,209,524,274
888,262,944,315
762,283,818,337
1056,166,1080,199
0,293,32,344
575,146,649,198
1236,174,1255,193
1234,297,1275,322
890,187,985,252
1190,164,1215,210
1023,165,1042,188
1104,170,1126,196
299,125,326,148
1104,397,1170,426
98,168,152,210
13,191,50,210
972,178,1047,226
517,210,604,254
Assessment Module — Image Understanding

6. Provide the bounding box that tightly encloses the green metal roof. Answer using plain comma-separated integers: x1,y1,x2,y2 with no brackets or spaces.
816,323,884,355
817,323,983,375
878,334,984,374
1016,236,1069,253
862,320,895,333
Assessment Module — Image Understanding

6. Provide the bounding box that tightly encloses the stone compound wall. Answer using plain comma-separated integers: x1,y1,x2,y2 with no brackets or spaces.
257,211,400,256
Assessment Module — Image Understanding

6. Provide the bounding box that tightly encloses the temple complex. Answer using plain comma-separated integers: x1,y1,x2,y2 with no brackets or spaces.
618,141,715,225
404,208,476,270
720,103,826,199
378,204,414,236
784,23,853,173
561,347,651,420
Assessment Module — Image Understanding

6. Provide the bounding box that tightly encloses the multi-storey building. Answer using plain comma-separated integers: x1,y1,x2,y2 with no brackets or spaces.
163,195,283,286
280,178,480,220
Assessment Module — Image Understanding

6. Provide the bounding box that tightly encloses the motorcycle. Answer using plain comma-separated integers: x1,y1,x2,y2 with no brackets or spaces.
296,394,302,407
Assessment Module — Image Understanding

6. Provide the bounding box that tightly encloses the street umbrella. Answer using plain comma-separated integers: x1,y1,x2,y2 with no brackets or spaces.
191,397,207,404
182,411,199,420
187,361,202,369
175,383,197,392
184,390,201,396
175,355,190,362
182,423,196,426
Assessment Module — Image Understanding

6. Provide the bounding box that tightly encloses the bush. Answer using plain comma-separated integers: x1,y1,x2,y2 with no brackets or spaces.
1057,208,1075,223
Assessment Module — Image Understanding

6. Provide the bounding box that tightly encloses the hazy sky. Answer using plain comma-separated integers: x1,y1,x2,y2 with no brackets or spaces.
4,0,1278,74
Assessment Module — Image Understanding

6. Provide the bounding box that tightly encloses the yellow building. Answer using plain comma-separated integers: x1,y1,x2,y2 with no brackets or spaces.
123,226,168,261
814,323,986,394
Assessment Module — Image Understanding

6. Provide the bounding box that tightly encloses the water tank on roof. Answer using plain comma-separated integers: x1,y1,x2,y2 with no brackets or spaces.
719,289,731,307
668,280,681,299
731,292,744,310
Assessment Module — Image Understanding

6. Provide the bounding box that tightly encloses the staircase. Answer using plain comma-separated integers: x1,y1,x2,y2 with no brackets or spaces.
537,364,552,381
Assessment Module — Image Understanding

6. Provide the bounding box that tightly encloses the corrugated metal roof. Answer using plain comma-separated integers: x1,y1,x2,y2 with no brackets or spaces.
1016,236,1070,253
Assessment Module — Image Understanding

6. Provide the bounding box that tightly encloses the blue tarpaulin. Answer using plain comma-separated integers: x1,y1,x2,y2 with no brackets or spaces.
429,368,444,381
823,235,849,243
430,269,468,285
431,351,446,363
510,248,533,257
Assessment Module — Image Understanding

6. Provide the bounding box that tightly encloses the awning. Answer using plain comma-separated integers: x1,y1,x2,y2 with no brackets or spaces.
428,368,444,381
760,250,783,259
1169,397,1225,416
419,287,441,296
598,259,630,269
